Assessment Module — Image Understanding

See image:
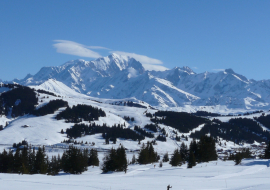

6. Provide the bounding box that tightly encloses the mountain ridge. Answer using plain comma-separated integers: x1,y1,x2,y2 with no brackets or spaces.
13,53,270,109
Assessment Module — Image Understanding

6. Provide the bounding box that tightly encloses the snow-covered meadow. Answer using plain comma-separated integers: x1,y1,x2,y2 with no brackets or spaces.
1,159,270,190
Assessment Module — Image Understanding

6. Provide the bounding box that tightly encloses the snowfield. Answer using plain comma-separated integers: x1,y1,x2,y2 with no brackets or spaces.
1,159,270,190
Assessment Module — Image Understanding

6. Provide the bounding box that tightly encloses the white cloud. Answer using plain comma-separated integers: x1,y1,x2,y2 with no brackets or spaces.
111,51,163,65
192,66,198,70
53,40,105,58
127,67,138,78
53,41,168,71
110,51,168,71
87,46,110,50
142,64,169,71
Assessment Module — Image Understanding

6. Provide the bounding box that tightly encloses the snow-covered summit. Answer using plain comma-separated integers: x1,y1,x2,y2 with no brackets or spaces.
91,53,145,75
16,53,145,86
180,66,195,75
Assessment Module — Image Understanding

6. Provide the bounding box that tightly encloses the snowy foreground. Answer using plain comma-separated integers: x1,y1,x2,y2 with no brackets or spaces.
1,159,270,190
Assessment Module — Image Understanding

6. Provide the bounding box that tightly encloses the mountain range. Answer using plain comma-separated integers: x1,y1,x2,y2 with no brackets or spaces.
13,53,270,110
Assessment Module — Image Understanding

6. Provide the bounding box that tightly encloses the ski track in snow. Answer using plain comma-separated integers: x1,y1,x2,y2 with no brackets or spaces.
212,165,267,179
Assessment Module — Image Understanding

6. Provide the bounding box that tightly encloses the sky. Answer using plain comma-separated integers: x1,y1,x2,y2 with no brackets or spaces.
0,0,270,81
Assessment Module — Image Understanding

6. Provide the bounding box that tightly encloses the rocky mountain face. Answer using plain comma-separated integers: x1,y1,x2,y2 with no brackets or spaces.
15,53,270,109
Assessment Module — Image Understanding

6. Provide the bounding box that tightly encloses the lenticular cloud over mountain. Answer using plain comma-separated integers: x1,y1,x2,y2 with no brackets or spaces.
53,40,103,58
111,51,163,64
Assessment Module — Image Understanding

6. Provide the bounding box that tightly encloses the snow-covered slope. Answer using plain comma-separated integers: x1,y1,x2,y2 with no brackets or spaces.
30,79,89,99
0,82,269,158
15,53,270,109
1,159,270,190
0,83,182,155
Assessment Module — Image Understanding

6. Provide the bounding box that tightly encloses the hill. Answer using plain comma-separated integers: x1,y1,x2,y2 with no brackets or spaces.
0,82,269,159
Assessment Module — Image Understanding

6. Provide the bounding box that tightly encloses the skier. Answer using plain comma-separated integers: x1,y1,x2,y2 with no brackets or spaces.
167,185,172,190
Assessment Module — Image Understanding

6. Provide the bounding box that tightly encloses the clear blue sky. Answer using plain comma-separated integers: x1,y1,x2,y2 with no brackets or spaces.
0,0,270,81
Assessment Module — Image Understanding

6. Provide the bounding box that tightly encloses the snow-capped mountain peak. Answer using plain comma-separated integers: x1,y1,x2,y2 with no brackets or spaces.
224,68,234,74
222,68,249,84
180,66,195,75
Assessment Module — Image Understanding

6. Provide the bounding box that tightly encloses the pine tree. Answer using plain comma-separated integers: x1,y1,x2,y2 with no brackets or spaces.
13,148,22,173
88,149,99,167
0,149,9,173
131,154,136,164
28,147,36,174
264,141,270,159
169,149,182,166
148,143,156,162
180,142,188,163
48,155,61,175
242,148,252,158
62,146,88,174
234,152,243,165
102,148,117,173
7,150,14,173
101,146,128,173
115,145,128,172
137,143,147,164
34,147,48,174
162,152,169,162
187,151,196,168
197,135,217,162
159,161,163,168
21,147,30,174
137,142,159,164
189,139,199,161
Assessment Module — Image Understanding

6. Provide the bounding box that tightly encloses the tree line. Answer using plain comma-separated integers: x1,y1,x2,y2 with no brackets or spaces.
110,101,147,109
0,85,38,117
134,126,154,138
36,89,57,97
144,123,158,132
162,136,217,168
151,111,209,133
64,123,145,141
254,114,270,129
0,85,64,118
190,118,270,143
0,146,99,175
192,111,221,117
131,135,217,169
31,99,68,116
64,123,168,143
56,104,106,123
0,135,220,175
